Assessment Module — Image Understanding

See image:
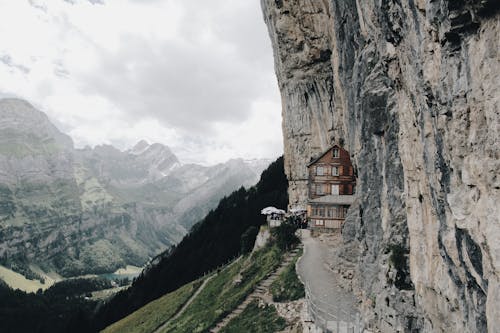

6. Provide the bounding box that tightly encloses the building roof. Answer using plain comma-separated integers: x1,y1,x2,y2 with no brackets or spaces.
307,144,342,167
308,195,356,205
261,206,286,215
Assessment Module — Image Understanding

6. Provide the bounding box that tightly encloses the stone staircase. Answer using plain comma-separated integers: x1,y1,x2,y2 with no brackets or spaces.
210,246,302,333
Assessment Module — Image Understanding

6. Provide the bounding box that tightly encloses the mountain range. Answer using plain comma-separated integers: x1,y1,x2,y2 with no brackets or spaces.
0,98,270,278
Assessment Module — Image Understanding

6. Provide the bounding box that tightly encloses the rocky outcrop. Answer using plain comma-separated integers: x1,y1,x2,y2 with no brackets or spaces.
261,1,499,332
0,98,270,277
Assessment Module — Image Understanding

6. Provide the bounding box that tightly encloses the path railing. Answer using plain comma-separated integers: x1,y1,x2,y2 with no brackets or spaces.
304,282,362,333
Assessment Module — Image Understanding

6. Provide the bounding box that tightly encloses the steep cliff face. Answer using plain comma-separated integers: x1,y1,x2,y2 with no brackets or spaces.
262,1,499,332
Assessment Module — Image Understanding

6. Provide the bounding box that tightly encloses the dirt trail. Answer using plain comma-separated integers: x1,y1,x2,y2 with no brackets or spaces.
154,257,242,333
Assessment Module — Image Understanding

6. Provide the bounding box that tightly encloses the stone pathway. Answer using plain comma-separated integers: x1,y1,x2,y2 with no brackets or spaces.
210,247,302,333
296,229,359,331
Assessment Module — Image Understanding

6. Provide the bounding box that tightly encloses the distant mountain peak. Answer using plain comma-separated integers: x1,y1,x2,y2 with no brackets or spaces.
130,140,150,155
0,97,74,154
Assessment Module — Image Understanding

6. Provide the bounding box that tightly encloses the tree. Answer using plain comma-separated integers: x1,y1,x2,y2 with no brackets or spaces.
241,226,259,254
272,222,299,251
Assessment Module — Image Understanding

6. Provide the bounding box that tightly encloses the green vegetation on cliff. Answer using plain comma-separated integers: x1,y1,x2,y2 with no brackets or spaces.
270,248,304,302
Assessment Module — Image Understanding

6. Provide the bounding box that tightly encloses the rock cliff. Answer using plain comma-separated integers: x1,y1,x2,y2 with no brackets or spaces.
261,0,499,332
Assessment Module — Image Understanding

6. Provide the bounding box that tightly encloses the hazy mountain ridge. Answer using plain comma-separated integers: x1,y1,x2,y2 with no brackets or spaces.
0,98,271,278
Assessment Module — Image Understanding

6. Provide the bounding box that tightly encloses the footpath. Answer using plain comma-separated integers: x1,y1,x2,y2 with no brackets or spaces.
153,258,242,333
210,246,302,333
297,229,360,332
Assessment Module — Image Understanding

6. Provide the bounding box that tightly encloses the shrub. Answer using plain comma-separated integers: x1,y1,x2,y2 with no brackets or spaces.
240,226,259,254
270,250,304,302
271,222,299,251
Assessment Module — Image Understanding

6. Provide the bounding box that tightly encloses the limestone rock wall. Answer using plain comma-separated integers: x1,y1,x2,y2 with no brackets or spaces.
261,0,499,332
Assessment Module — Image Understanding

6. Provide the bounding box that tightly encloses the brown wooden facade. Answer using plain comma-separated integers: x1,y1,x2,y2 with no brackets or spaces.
306,145,356,230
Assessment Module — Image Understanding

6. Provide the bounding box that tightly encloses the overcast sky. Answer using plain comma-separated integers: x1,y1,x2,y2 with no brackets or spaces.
0,0,283,165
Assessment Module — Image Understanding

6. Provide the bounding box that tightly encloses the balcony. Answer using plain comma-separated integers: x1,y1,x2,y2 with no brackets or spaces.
308,195,356,205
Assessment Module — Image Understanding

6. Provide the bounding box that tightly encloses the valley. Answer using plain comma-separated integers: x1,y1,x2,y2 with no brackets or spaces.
0,98,270,284
0,154,289,333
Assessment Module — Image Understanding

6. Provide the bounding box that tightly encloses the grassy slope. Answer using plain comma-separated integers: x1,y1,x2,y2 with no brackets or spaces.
0,265,53,293
270,248,305,302
102,279,203,333
93,157,288,331
159,245,282,333
219,301,286,333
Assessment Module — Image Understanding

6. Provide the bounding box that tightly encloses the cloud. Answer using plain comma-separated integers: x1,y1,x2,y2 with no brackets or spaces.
0,54,30,74
82,36,274,133
63,0,104,5
0,0,282,164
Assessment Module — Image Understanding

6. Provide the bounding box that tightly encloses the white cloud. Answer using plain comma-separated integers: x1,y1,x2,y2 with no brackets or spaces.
0,0,282,165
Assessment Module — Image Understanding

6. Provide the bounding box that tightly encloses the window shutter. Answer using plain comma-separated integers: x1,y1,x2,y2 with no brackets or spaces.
339,166,344,176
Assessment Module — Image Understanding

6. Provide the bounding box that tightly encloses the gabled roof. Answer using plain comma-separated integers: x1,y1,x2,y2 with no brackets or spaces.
307,144,342,167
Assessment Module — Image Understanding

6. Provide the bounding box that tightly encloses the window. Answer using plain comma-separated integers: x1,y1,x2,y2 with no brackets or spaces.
331,184,339,195
318,207,325,216
327,208,333,218
316,183,324,195
332,166,339,176
333,148,339,158
315,219,324,226
312,206,325,217
316,166,325,176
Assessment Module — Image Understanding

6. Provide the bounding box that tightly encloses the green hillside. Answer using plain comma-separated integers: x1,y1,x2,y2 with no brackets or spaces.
102,279,203,333
102,241,296,333
0,156,287,333
92,156,288,331
159,245,281,333
219,301,287,333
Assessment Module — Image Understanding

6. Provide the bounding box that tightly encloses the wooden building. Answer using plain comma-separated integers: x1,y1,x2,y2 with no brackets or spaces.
306,144,356,230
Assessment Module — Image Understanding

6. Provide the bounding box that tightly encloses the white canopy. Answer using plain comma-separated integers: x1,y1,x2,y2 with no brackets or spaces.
261,206,286,215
